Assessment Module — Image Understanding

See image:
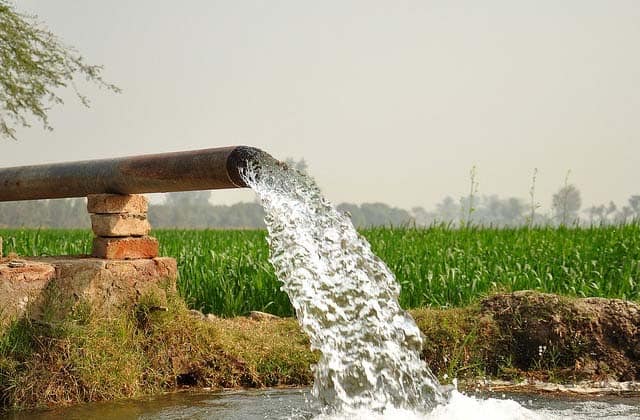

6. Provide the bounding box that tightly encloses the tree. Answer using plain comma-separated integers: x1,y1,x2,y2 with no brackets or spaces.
551,184,582,226
615,206,634,224
165,190,212,207
435,196,459,224
502,197,526,226
337,203,366,227
0,198,88,228
0,1,119,139
629,195,640,220
605,201,617,222
585,205,603,224
411,206,433,226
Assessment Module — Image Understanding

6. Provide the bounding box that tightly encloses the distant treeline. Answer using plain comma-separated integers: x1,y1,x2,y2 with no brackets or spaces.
3,158,638,228
1,189,638,229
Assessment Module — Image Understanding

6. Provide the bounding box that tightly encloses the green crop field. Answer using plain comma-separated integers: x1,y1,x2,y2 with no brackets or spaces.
1,225,639,317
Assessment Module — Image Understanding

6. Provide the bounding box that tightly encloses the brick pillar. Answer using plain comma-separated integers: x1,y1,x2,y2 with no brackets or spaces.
88,194,159,259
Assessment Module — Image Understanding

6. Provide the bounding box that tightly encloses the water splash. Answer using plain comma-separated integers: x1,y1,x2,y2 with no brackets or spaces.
241,157,444,413
312,391,544,420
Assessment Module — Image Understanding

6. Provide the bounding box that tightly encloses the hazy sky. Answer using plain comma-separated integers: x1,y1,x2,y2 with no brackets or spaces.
2,0,639,212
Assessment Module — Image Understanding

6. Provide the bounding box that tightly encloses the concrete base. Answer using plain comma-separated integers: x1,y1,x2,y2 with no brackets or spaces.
0,256,177,323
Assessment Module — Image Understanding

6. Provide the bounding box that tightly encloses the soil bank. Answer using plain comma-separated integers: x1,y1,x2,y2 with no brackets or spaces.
1,291,638,412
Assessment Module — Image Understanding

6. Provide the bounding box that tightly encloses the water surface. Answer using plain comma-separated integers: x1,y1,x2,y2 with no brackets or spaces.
7,388,640,420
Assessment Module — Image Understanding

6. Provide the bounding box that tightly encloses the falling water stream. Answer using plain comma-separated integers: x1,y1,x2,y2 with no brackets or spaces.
240,155,540,418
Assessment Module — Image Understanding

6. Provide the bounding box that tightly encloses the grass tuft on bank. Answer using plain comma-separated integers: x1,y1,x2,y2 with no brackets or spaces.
0,293,315,412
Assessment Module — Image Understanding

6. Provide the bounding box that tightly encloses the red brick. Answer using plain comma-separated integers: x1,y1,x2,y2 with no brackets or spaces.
87,194,148,214
91,214,151,237
92,236,159,259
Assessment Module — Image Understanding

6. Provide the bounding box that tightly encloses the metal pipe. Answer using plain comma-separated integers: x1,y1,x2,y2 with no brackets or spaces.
0,146,270,202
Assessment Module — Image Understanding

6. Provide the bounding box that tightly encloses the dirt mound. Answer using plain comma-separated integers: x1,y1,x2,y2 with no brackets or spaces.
481,291,640,381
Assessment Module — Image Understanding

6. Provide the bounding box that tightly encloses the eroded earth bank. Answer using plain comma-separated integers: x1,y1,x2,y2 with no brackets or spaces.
1,290,639,411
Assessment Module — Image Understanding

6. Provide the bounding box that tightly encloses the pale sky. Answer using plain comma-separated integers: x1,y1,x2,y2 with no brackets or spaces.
2,1,639,213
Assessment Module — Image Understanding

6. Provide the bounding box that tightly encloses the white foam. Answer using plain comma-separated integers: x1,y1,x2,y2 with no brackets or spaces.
313,391,544,420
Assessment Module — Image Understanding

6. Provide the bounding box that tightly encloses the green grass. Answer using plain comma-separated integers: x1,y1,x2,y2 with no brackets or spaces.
366,224,640,307
0,293,316,411
156,230,290,318
1,225,639,317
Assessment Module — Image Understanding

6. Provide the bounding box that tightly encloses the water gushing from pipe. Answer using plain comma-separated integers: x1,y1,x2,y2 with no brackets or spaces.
241,157,445,414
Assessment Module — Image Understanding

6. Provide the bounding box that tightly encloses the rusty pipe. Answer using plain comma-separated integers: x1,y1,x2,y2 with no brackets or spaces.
0,146,271,202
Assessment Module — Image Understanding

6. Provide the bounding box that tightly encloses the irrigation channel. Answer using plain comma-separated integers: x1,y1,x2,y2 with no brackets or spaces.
7,388,640,419
12,152,640,419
